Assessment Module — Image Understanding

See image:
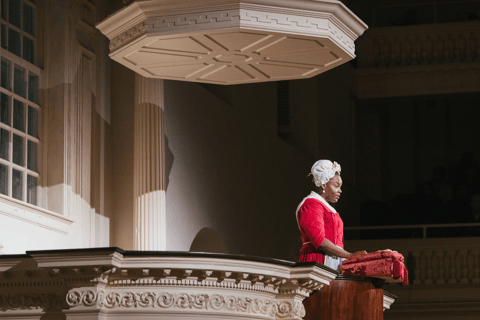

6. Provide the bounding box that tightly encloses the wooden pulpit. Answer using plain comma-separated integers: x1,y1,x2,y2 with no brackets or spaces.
303,275,386,320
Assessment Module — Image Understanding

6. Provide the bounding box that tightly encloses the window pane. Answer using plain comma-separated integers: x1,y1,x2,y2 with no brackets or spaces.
28,73,38,103
9,0,21,28
13,65,25,97
27,174,36,205
8,28,20,57
1,0,6,20
1,57,11,90
13,99,24,131
0,93,10,125
1,24,6,49
12,133,23,166
0,163,8,195
27,140,36,171
23,37,34,63
23,4,34,35
0,128,8,160
28,106,37,137
12,168,22,200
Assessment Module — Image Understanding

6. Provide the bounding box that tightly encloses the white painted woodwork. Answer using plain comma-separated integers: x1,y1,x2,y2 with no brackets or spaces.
134,75,166,250
96,0,367,85
0,250,337,320
354,21,480,98
383,292,396,311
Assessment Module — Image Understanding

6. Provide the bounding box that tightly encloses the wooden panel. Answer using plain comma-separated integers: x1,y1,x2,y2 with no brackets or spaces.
303,277,384,320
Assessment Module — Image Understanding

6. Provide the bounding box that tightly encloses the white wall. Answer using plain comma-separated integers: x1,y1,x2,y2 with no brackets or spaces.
164,80,315,261
0,215,69,254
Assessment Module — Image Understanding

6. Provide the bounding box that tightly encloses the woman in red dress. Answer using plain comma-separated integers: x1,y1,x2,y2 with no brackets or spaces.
296,160,366,271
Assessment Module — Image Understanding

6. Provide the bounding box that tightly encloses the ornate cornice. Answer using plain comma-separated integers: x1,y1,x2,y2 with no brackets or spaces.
1,250,337,318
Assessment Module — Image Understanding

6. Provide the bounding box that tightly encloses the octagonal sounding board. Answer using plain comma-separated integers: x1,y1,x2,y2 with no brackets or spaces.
97,0,368,85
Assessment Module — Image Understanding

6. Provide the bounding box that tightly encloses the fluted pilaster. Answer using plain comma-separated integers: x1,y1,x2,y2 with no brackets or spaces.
134,75,166,250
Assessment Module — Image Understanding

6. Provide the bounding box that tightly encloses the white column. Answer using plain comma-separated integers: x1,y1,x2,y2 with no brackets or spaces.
133,75,166,250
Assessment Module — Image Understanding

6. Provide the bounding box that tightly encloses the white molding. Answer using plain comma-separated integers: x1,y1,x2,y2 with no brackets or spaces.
0,195,73,235
383,292,396,311
30,250,124,268
97,0,367,38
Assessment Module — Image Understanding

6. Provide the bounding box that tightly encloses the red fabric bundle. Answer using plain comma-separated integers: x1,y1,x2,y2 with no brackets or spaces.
342,251,409,285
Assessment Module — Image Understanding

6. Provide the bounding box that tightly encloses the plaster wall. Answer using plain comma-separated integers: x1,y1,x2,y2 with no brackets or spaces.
0,0,113,253
0,215,68,254
163,80,315,261
109,62,135,250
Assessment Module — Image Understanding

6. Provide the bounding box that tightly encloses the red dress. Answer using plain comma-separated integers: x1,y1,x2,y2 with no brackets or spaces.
296,192,344,264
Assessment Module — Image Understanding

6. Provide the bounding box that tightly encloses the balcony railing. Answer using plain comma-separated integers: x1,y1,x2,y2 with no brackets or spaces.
345,222,480,239
345,235,480,286
356,21,480,69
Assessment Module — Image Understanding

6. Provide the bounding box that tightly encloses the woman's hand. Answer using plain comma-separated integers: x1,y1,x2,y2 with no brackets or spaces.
347,250,367,259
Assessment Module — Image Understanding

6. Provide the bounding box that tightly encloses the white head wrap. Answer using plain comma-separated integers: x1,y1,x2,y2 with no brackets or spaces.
310,160,341,187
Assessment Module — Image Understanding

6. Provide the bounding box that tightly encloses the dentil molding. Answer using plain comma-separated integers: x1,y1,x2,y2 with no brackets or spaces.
97,0,367,84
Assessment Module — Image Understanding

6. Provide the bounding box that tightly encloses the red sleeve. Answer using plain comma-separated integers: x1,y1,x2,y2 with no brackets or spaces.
297,199,325,249
334,214,344,248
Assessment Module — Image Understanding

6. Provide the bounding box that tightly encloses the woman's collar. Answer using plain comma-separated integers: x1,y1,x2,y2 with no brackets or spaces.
309,191,337,213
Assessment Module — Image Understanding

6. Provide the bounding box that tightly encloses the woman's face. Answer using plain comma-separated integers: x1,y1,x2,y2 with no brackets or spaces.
322,175,342,203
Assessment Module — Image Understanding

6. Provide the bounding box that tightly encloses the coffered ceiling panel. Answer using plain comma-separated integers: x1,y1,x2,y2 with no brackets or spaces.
97,0,368,85
253,63,316,79
267,51,341,67
125,51,199,65
206,32,271,52
146,37,212,54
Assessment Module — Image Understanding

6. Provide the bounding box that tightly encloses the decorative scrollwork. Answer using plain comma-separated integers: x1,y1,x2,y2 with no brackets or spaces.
277,301,294,318
175,293,191,309
137,292,156,308
102,292,121,308
66,290,101,307
262,299,278,317
65,290,302,318
225,295,237,311
276,300,306,319
66,291,82,307
251,298,262,313
157,292,174,308
209,294,225,310
191,294,208,309
121,292,137,308
0,293,62,311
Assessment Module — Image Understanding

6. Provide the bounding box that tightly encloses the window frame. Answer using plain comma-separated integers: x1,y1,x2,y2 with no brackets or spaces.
1,40,42,207
1,0,37,64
